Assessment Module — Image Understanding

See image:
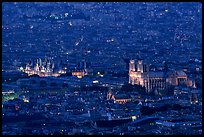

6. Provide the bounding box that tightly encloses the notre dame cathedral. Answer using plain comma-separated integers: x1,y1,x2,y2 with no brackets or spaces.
129,59,188,93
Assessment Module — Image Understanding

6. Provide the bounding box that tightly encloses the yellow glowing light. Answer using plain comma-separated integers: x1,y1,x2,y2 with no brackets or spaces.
77,76,82,78
132,116,137,120
23,98,29,103
41,70,45,72
72,72,84,78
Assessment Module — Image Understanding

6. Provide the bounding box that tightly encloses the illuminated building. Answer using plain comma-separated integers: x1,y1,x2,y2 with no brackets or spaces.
21,57,66,77
112,94,131,104
107,89,131,104
166,70,188,86
129,59,188,93
129,59,150,91
72,71,85,78
72,60,88,78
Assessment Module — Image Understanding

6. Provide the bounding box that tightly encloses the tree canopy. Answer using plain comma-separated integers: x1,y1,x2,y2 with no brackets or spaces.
120,83,146,95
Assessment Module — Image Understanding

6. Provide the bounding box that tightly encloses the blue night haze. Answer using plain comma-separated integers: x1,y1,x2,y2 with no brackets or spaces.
2,2,202,135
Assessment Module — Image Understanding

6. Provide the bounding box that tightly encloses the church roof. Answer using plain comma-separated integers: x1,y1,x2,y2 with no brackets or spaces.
166,70,187,77
175,70,187,77
149,71,165,78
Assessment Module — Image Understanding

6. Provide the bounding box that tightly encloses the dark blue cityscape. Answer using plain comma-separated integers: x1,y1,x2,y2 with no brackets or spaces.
2,2,202,135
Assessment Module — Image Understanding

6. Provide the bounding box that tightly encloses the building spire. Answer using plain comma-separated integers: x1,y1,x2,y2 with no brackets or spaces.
193,80,196,89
